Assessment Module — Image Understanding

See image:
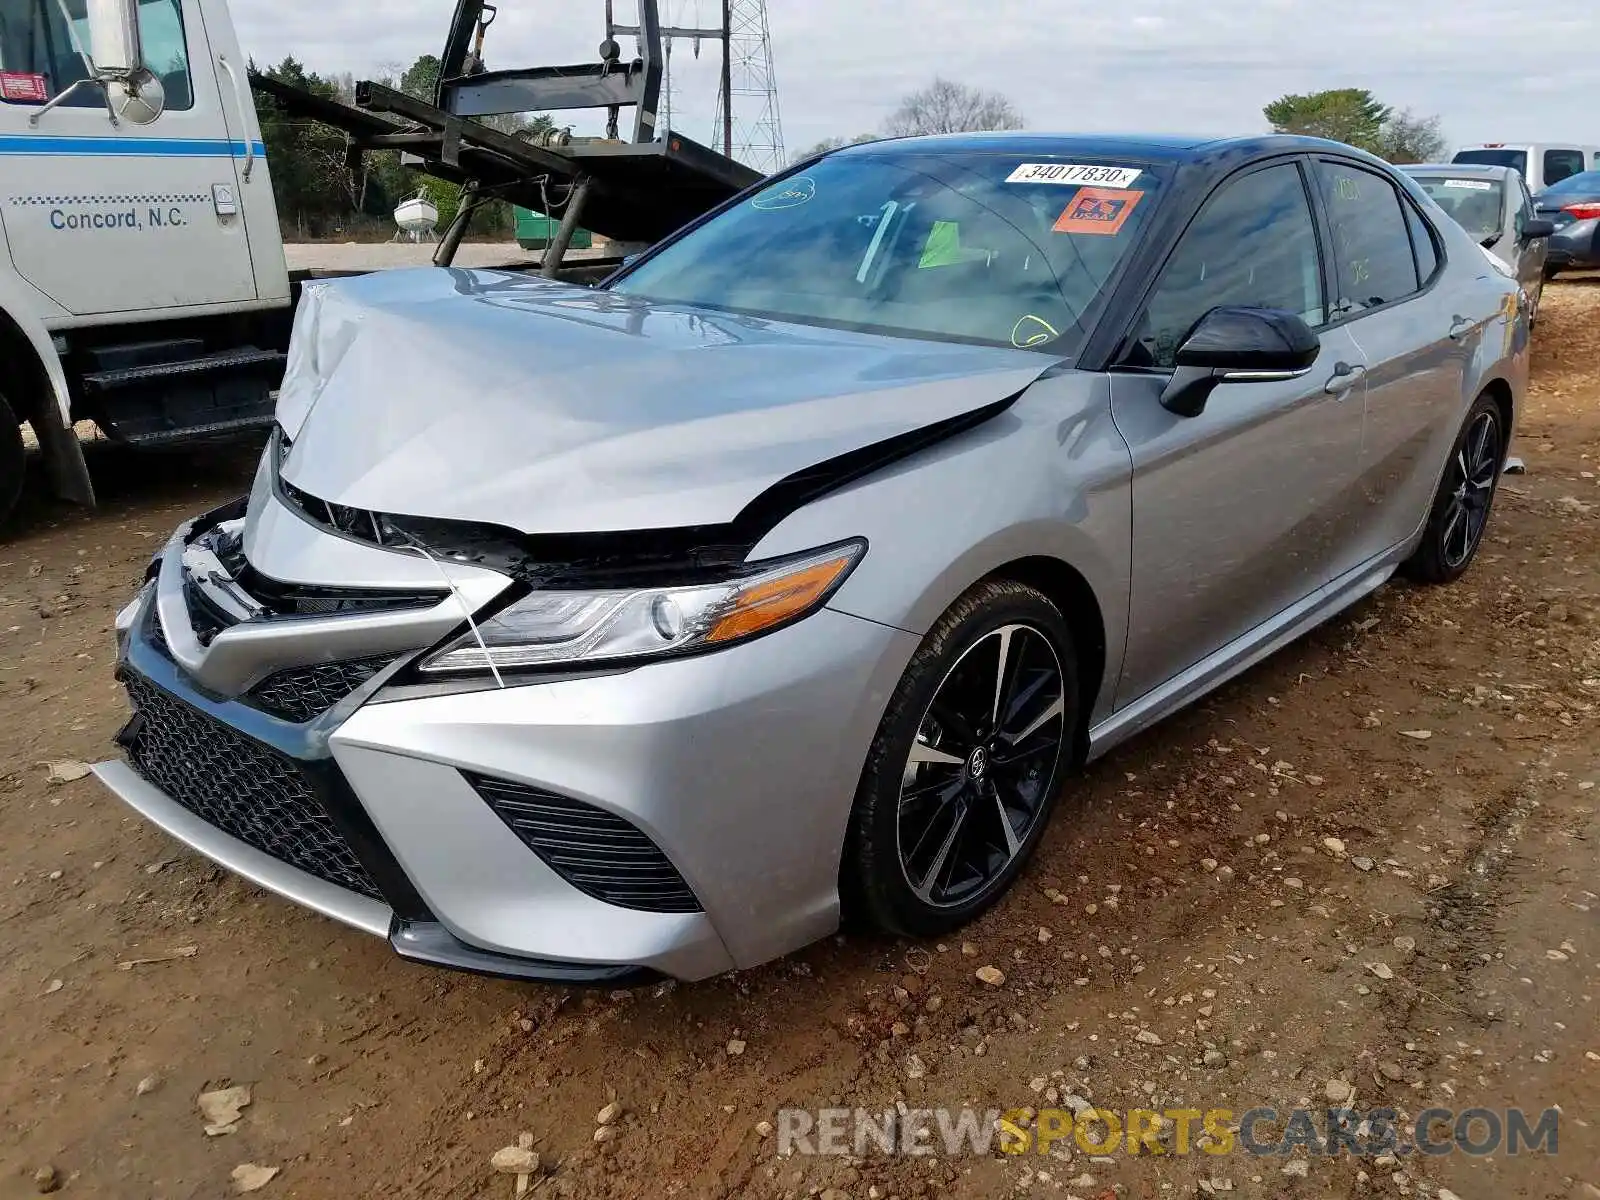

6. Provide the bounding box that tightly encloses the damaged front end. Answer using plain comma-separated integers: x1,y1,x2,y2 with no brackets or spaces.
93,266,1063,981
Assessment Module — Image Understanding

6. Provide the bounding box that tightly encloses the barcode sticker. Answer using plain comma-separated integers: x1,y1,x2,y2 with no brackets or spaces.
1006,162,1143,188
1442,179,1495,191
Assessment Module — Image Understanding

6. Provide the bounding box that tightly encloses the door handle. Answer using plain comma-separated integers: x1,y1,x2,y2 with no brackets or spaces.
216,56,255,182
1323,361,1366,395
1448,314,1474,340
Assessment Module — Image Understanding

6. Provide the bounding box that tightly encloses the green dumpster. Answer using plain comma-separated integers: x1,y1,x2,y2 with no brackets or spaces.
514,206,593,251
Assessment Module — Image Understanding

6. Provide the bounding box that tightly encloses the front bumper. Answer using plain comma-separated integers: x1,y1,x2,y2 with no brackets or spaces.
1546,218,1600,269
97,504,919,982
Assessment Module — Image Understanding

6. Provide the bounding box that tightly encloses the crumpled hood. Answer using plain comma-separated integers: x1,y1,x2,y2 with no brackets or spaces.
276,267,1057,535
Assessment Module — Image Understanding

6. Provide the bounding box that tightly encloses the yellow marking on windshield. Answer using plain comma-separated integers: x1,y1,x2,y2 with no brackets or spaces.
919,220,965,269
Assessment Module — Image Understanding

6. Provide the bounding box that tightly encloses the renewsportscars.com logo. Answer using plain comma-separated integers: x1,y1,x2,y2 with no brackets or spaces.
775,1105,1560,1159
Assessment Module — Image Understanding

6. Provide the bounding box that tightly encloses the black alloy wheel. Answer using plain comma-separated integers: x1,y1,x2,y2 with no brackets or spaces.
845,580,1078,937
1441,409,1501,570
897,623,1066,908
1404,393,1505,584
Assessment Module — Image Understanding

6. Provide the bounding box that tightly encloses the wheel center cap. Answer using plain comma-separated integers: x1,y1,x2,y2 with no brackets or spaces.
967,746,990,782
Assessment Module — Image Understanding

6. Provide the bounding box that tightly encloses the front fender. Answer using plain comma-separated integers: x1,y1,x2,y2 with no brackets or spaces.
750,375,1132,725
0,274,72,428
0,274,92,506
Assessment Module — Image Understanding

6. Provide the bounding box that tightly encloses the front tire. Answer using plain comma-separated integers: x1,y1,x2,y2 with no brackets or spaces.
0,394,23,530
844,579,1078,938
1402,392,1505,584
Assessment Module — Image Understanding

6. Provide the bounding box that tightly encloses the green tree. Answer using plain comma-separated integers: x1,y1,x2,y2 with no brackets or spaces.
399,54,441,103
1264,89,1448,163
1263,88,1391,151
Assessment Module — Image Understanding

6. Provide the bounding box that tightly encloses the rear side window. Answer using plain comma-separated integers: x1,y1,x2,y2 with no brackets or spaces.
1404,202,1441,284
1315,161,1420,315
1128,162,1325,368
1544,149,1585,186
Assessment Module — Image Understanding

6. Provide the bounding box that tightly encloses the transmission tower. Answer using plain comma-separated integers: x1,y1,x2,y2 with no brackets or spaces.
713,0,785,174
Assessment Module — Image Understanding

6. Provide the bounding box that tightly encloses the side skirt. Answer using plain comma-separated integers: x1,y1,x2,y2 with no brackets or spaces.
1087,547,1408,761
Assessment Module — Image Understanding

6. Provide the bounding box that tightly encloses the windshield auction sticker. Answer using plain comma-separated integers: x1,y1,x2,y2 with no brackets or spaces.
1007,163,1143,188
752,176,816,210
1442,179,1496,190
1053,187,1144,236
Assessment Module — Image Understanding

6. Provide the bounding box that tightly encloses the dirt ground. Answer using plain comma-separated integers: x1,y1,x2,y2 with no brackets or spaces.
2,286,1597,1200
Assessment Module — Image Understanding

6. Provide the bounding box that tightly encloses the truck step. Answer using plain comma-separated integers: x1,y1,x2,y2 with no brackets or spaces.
85,337,207,374
82,347,286,392
114,412,278,447
85,345,286,447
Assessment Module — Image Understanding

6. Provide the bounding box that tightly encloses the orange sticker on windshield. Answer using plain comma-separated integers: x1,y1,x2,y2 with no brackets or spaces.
1053,187,1143,236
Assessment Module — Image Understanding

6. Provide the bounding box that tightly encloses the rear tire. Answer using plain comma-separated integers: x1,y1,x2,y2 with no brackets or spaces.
0,394,23,530
1402,392,1505,585
843,579,1078,939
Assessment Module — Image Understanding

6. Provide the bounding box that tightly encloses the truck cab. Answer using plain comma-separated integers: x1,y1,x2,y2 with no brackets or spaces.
0,0,291,525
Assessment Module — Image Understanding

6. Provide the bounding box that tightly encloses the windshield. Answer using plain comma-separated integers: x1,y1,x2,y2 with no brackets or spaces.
608,151,1164,354
1541,169,1600,196
1411,175,1504,240
1452,149,1528,176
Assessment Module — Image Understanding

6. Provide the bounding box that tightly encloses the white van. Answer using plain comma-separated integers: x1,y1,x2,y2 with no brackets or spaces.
1451,144,1600,192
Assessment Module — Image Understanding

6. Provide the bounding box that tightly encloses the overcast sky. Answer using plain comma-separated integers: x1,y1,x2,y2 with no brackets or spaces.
235,0,1600,162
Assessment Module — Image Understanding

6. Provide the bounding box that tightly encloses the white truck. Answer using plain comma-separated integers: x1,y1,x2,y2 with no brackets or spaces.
0,0,294,526
0,0,759,528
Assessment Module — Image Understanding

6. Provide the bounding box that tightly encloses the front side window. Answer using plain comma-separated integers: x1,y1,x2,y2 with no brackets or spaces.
0,0,192,110
1513,177,1534,237
1127,161,1324,369
610,151,1164,354
1315,161,1420,315
1544,149,1584,186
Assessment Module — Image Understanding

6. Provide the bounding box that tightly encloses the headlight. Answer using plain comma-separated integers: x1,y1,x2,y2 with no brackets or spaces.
417,540,866,676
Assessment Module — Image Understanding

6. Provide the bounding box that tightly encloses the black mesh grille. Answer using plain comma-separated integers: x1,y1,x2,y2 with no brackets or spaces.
245,657,397,724
466,774,702,914
121,671,382,900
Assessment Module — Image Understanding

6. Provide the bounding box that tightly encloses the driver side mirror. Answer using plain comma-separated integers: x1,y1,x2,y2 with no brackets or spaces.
1160,306,1321,417
1521,218,1557,241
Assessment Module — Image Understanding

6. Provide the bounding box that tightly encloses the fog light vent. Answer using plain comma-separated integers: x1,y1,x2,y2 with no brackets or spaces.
464,774,702,914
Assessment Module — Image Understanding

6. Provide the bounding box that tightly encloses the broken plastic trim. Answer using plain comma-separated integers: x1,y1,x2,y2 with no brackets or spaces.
269,389,1021,588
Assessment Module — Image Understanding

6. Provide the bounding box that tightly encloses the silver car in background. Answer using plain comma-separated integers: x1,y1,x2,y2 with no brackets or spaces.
1402,163,1555,319
95,133,1529,983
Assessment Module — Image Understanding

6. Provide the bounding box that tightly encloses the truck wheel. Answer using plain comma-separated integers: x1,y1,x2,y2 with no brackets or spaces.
0,394,23,528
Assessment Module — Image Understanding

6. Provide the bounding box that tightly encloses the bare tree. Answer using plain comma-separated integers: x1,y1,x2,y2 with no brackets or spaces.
1376,109,1448,164
883,78,1025,137
790,133,881,164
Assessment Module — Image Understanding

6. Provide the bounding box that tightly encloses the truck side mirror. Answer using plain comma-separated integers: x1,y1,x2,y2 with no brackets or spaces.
84,0,166,125
27,0,163,126
86,0,143,76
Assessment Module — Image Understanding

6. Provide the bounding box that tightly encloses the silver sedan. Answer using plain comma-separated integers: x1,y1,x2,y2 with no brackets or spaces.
96,133,1528,982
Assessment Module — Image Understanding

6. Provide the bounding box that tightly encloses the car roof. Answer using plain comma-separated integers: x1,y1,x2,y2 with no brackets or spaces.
833,131,1375,167
1402,162,1512,178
